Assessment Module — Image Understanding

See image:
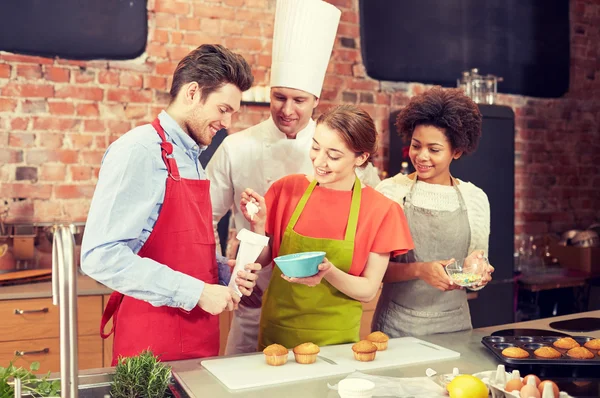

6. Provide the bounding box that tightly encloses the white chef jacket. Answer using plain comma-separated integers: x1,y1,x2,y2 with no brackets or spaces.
206,116,381,355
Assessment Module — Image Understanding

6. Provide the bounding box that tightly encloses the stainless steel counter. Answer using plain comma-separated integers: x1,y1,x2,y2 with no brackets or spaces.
170,310,600,398
0,275,112,300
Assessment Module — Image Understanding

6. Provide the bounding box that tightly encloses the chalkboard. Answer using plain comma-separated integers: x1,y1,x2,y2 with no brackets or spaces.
359,0,569,98
0,0,147,60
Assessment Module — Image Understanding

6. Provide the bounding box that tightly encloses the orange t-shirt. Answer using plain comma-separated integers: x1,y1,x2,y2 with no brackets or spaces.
265,174,414,276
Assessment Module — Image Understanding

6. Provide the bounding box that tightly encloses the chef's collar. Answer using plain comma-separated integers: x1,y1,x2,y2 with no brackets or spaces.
158,110,206,157
266,116,315,142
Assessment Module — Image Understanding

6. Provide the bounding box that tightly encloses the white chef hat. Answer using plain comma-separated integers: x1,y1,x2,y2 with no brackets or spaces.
270,0,341,98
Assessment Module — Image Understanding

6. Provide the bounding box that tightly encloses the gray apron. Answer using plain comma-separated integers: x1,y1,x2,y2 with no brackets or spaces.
372,180,472,337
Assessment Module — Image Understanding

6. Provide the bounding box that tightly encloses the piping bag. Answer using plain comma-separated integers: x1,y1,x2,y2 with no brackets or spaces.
228,228,269,296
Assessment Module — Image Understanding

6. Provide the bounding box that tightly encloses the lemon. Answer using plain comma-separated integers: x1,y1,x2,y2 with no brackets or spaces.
446,374,488,398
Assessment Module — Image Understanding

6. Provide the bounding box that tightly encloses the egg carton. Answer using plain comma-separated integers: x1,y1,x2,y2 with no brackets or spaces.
473,366,574,398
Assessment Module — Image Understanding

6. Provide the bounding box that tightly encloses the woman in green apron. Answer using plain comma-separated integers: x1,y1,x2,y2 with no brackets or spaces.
372,87,495,337
240,105,414,349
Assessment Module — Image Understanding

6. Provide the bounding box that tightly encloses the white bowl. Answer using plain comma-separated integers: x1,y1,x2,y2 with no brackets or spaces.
338,378,375,398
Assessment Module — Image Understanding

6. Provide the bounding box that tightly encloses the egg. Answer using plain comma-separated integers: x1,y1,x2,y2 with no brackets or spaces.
520,384,541,398
505,378,524,392
523,374,541,386
538,380,559,398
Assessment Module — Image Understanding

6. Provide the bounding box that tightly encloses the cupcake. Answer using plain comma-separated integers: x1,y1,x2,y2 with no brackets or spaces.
293,342,320,364
567,347,594,359
534,346,561,359
366,331,389,351
501,347,529,359
583,339,600,350
552,337,580,350
352,340,378,362
263,343,289,366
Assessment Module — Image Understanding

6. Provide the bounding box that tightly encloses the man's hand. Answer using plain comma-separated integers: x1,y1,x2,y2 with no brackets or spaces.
235,262,262,296
197,284,240,315
418,260,461,291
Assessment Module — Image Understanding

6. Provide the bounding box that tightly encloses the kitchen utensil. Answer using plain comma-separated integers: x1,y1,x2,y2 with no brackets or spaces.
481,335,600,367
274,251,326,278
492,329,570,337
318,337,461,372
444,257,486,287
201,351,354,391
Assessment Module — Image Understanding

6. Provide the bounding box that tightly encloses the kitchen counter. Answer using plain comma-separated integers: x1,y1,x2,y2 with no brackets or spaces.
170,310,600,398
0,274,112,300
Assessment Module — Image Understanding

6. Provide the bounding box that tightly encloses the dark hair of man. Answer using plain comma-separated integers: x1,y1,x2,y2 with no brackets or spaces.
395,87,482,154
169,44,254,102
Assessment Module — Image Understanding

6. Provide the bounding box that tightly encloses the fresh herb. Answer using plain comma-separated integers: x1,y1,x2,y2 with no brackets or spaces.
111,350,172,398
0,360,61,398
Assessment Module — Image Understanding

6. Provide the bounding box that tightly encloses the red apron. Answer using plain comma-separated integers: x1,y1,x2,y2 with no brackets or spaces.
100,118,219,365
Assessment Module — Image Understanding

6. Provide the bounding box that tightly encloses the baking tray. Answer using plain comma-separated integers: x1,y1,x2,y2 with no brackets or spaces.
481,335,600,367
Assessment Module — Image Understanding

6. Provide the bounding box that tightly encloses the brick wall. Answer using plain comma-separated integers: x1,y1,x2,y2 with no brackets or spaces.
0,0,598,236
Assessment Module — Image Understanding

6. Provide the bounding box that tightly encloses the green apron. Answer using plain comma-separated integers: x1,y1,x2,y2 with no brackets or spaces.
258,177,363,350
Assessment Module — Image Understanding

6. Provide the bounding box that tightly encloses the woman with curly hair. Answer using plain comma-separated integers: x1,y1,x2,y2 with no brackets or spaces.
372,87,495,337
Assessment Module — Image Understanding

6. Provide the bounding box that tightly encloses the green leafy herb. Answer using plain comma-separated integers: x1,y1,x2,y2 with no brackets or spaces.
111,350,172,398
0,360,61,398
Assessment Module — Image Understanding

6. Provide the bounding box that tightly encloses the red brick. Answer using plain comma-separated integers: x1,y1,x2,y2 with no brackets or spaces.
21,99,47,114
225,37,262,52
69,165,93,181
153,29,169,44
34,200,63,220
9,132,35,148
170,31,184,44
11,117,30,130
0,63,11,78
179,17,201,31
155,13,178,29
200,18,221,32
235,10,271,22
83,120,106,133
107,121,133,133
48,101,75,115
98,70,120,85
62,200,91,221
256,54,271,68
55,59,87,67
341,10,358,24
223,0,244,6
76,103,99,117
81,150,105,165
54,184,96,199
0,53,53,64
33,117,79,132
156,62,178,76
333,49,360,63
16,64,43,79
124,105,149,119
147,43,168,58
44,66,71,83
0,149,23,163
25,149,79,165
1,83,54,98
94,136,107,150
144,75,167,90
195,5,236,19
7,200,35,221
68,133,95,149
119,73,143,88
245,0,268,7
242,24,262,37
39,132,65,149
183,33,222,46
334,63,353,76
40,164,67,181
155,1,190,14
222,22,243,36
55,86,104,101
0,98,17,112
1,183,53,199
107,88,153,103
73,69,96,84
168,46,194,62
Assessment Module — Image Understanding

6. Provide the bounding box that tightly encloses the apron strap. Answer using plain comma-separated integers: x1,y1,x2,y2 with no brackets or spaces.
286,176,361,243
100,291,124,339
151,118,181,181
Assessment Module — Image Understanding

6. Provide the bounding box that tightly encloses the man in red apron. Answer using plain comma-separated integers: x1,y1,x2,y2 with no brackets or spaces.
80,44,259,364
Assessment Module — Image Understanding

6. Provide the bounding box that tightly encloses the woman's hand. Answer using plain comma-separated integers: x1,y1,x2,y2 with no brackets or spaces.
418,259,462,291
280,257,334,287
466,250,495,287
240,188,267,228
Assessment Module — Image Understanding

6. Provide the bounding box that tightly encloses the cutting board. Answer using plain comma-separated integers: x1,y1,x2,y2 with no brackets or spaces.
318,336,461,371
201,351,354,391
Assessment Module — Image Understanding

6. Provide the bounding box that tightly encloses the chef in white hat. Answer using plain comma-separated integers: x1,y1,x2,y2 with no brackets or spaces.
206,0,380,355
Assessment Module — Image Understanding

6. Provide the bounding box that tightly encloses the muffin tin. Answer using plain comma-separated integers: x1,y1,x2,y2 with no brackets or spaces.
481,335,600,366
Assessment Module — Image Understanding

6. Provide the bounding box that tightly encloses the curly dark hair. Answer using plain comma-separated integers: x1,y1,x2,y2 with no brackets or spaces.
395,87,482,155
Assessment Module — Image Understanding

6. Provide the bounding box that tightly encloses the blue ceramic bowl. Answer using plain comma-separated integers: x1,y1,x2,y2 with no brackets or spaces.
274,251,326,278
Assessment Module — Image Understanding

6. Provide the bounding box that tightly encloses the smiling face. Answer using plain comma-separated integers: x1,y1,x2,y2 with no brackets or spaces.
310,124,368,190
184,82,242,146
270,87,318,138
409,124,462,185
